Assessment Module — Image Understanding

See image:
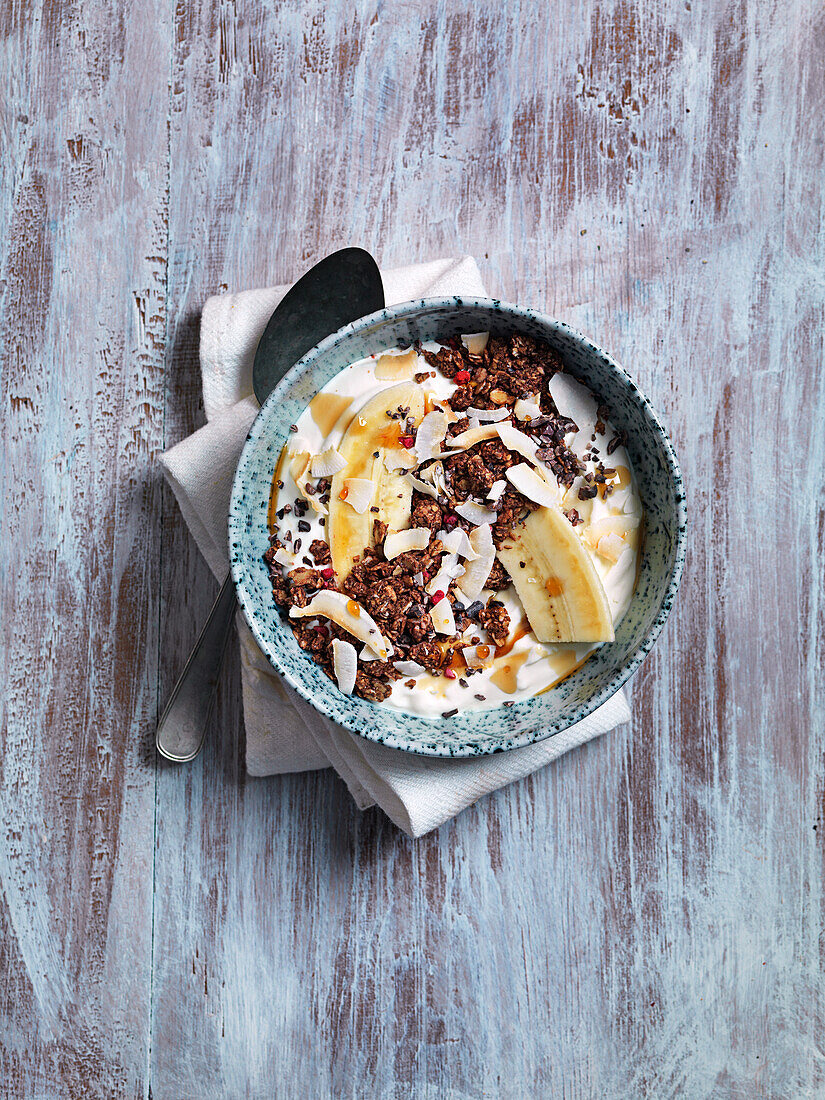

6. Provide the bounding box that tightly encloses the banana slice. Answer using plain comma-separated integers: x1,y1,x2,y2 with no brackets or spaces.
328,382,425,578
496,507,614,643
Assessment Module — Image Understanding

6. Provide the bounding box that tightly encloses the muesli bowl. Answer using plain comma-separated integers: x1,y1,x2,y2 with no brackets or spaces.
229,298,686,757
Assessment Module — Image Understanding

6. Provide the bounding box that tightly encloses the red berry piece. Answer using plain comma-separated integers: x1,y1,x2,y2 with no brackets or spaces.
432,589,445,603
455,370,471,383
400,435,415,449
444,668,457,680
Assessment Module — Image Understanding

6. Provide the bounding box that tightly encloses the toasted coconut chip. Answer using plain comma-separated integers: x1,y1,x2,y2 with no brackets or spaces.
496,422,541,465
332,638,357,695
405,473,439,499
447,424,500,452
588,514,641,539
415,410,448,462
383,445,418,472
359,646,379,662
594,531,627,563
463,643,495,669
290,590,392,658
413,571,424,586
461,331,489,354
457,523,495,600
438,527,479,560
340,477,373,514
454,499,498,526
467,416,481,430
273,547,295,568
310,445,347,477
487,479,507,502
383,527,431,560
426,552,460,595
289,450,328,514
374,348,418,380
431,597,456,636
465,405,510,422
446,421,543,471
547,372,598,454
514,394,542,422
506,463,560,508
393,659,426,676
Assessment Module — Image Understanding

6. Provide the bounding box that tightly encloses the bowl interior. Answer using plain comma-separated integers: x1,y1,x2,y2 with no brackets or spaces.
229,298,686,757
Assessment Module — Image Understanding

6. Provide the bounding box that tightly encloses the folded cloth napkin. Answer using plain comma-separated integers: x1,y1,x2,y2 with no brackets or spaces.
161,256,631,836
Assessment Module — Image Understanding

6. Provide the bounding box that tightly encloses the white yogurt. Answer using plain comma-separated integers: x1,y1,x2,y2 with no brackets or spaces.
270,341,643,716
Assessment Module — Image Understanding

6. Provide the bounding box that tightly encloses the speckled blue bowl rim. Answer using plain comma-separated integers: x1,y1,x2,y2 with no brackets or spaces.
229,296,687,757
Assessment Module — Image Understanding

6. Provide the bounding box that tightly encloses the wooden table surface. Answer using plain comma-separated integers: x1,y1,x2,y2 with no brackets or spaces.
2,1,823,1097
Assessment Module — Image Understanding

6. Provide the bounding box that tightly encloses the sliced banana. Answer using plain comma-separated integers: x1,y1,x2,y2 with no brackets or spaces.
289,590,393,658
496,507,614,643
328,382,425,578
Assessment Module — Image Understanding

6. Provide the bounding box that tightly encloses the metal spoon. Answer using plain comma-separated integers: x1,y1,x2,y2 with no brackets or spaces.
156,248,385,762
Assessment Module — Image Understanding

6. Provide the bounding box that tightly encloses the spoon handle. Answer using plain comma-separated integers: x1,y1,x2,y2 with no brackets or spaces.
156,575,237,762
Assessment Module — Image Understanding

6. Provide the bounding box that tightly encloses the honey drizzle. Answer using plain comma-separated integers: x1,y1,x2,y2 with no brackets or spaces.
309,392,353,436
489,651,529,694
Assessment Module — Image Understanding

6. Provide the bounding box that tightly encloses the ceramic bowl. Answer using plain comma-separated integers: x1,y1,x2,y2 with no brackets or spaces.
229,297,686,757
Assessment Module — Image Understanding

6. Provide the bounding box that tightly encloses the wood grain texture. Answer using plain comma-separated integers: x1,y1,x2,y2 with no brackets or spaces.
1,0,824,1097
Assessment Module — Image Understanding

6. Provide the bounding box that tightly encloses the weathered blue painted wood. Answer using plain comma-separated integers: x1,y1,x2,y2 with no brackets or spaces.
0,0,172,1095
1,0,823,1097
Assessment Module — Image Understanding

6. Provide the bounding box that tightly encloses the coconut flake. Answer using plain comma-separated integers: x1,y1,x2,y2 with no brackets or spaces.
393,659,425,677
514,394,542,422
405,473,439,499
447,425,500,452
454,499,498,526
431,597,456,635
487,479,507,503
465,405,510,422
547,372,598,454
497,422,541,465
359,646,379,662
414,410,448,462
456,523,495,600
332,639,357,695
289,449,328,514
310,445,347,477
438,527,479,560
383,527,431,560
595,531,627,563
506,463,560,507
383,445,418,472
463,643,495,669
273,547,294,568
290,590,392,658
461,332,489,354
426,553,460,595
340,477,373,514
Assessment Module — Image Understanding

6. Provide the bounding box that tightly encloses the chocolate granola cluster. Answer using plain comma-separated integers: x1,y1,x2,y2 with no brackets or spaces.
265,333,607,706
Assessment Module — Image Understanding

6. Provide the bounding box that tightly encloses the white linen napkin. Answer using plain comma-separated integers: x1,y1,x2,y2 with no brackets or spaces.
160,256,631,836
